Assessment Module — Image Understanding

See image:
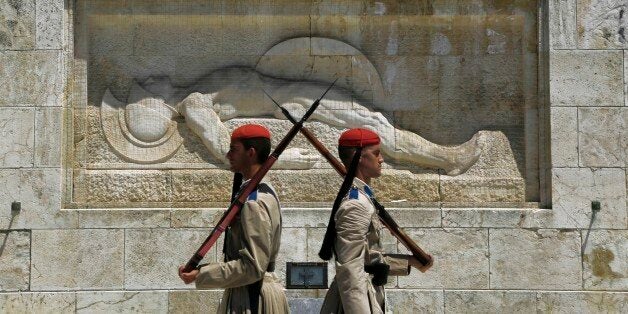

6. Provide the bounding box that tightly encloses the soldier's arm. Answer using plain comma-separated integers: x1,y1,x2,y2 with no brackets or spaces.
368,227,411,276
194,199,272,289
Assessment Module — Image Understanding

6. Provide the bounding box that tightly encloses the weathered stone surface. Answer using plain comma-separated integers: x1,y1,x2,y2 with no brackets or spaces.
0,0,35,49
368,56,440,110
551,107,578,167
0,231,29,291
577,0,628,49
312,9,534,57
0,108,33,167
35,0,63,49
73,169,172,206
582,230,627,290
31,229,124,290
550,0,577,49
76,291,168,313
222,15,309,56
168,290,223,314
85,14,133,56
370,170,440,203
387,289,444,313
285,289,325,300
444,290,536,313
442,208,536,228
34,107,61,167
170,170,232,204
171,209,224,228
221,0,311,15
0,168,76,230
386,208,441,228
0,51,64,106
266,169,342,203
283,209,329,228
490,229,581,290
0,292,75,313
537,291,628,313
550,50,624,106
125,229,216,289
436,55,528,138
276,228,308,284
440,130,525,202
398,229,489,289
552,168,627,229
75,168,439,208
134,15,222,57
289,298,324,314
78,210,170,228
440,177,525,203
579,107,627,167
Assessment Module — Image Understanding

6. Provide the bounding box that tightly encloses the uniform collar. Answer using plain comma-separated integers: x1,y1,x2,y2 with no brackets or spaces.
352,177,375,198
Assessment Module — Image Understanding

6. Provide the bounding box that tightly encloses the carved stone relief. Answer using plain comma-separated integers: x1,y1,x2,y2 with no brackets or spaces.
69,1,538,208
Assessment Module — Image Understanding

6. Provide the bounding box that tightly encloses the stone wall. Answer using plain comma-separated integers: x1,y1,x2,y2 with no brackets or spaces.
0,1,626,313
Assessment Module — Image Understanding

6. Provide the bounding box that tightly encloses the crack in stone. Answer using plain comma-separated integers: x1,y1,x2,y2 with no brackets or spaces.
76,292,141,311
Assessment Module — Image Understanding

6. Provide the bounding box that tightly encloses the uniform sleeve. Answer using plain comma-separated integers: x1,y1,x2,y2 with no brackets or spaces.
333,200,372,313
195,199,273,289
365,220,411,276
382,254,411,276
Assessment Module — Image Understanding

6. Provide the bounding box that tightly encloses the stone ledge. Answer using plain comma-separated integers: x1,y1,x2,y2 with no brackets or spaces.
2,290,624,313
64,206,553,229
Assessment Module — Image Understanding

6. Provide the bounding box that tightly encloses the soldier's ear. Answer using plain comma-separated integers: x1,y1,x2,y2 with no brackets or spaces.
246,147,257,159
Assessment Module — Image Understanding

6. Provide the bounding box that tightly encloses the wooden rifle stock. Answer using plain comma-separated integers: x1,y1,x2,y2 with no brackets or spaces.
263,91,433,271
183,80,337,272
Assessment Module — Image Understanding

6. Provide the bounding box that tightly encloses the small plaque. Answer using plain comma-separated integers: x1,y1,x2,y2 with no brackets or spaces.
286,262,328,289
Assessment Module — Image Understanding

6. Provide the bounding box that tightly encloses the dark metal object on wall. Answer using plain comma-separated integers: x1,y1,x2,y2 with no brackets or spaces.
286,262,328,289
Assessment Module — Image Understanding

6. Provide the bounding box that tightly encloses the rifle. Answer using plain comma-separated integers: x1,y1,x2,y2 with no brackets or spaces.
183,79,337,272
263,91,433,272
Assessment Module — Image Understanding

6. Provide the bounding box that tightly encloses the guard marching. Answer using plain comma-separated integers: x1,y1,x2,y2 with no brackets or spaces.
178,124,289,314
319,128,427,314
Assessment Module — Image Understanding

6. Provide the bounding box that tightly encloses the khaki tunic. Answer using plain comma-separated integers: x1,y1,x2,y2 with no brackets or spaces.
195,182,289,314
321,178,411,314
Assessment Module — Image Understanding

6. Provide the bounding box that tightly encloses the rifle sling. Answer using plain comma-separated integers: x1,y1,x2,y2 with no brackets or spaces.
319,147,362,260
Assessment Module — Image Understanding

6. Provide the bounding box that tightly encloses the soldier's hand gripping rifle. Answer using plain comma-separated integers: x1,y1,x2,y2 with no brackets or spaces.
182,79,337,273
263,91,433,272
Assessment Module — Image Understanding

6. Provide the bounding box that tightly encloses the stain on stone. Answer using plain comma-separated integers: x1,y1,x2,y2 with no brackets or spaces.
0,31,11,47
7,20,18,31
585,248,623,279
620,8,626,43
8,0,22,11
602,28,612,40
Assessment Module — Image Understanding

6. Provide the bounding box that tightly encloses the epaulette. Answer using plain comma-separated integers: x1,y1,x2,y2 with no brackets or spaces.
247,189,258,201
348,187,359,200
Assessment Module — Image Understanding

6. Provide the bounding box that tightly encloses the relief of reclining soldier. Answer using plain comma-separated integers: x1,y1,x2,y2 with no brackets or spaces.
104,65,482,176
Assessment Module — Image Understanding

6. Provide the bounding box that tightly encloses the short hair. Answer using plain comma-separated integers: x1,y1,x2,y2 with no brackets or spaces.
240,137,271,164
338,145,358,168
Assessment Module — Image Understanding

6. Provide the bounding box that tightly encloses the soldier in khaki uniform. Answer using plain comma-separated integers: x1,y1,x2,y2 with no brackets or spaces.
179,124,289,314
320,128,425,314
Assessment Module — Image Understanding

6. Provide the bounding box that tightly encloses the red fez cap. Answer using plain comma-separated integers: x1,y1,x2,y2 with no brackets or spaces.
231,124,271,140
338,128,380,147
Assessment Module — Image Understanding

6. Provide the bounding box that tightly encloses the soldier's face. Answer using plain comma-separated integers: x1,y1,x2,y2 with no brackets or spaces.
359,144,384,179
226,140,252,173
